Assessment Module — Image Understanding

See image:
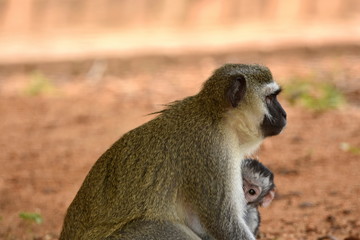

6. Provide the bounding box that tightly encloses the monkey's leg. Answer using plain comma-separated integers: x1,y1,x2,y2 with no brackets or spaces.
105,220,201,240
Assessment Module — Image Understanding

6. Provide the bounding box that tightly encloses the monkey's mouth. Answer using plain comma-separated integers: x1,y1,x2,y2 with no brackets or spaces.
261,116,286,137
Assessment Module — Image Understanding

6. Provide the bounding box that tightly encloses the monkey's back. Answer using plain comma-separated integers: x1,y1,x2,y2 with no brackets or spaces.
60,96,225,240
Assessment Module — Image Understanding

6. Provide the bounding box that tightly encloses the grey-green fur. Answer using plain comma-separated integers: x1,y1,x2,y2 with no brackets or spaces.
59,64,275,240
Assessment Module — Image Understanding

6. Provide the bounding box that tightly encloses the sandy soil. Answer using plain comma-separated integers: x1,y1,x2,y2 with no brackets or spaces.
0,46,360,240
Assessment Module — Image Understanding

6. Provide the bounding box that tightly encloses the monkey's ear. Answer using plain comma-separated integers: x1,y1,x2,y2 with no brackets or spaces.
226,75,246,108
261,189,275,208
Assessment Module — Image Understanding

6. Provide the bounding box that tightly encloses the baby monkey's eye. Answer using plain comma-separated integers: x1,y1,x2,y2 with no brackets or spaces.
248,189,256,195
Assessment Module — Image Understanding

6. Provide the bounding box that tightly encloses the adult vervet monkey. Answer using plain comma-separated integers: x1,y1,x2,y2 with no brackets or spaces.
60,64,286,240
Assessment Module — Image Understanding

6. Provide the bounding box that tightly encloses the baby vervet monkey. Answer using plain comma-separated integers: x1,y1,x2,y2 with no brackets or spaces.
242,158,276,236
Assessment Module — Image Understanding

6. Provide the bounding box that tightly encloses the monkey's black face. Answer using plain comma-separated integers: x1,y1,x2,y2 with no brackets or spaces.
261,89,287,137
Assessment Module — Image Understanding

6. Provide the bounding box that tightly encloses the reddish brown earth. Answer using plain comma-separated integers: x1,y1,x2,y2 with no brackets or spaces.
0,46,360,240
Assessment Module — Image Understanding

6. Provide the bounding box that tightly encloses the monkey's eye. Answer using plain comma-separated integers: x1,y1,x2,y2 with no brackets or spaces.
248,189,256,195
265,94,275,105
266,88,281,104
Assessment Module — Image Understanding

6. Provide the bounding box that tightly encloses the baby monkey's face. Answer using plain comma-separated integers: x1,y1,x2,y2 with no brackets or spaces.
243,179,275,208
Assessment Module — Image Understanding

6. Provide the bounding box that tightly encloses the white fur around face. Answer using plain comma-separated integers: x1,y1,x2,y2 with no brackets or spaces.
223,106,264,143
262,81,281,119
263,82,280,96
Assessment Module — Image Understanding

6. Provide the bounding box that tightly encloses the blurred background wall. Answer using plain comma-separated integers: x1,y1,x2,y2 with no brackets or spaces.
0,0,359,63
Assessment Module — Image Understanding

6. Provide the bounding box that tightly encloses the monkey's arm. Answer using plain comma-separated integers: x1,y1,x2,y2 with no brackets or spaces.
244,206,260,237
198,193,255,240
183,166,256,240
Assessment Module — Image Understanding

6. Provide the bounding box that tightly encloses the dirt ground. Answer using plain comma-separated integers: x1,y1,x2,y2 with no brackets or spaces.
0,45,360,240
